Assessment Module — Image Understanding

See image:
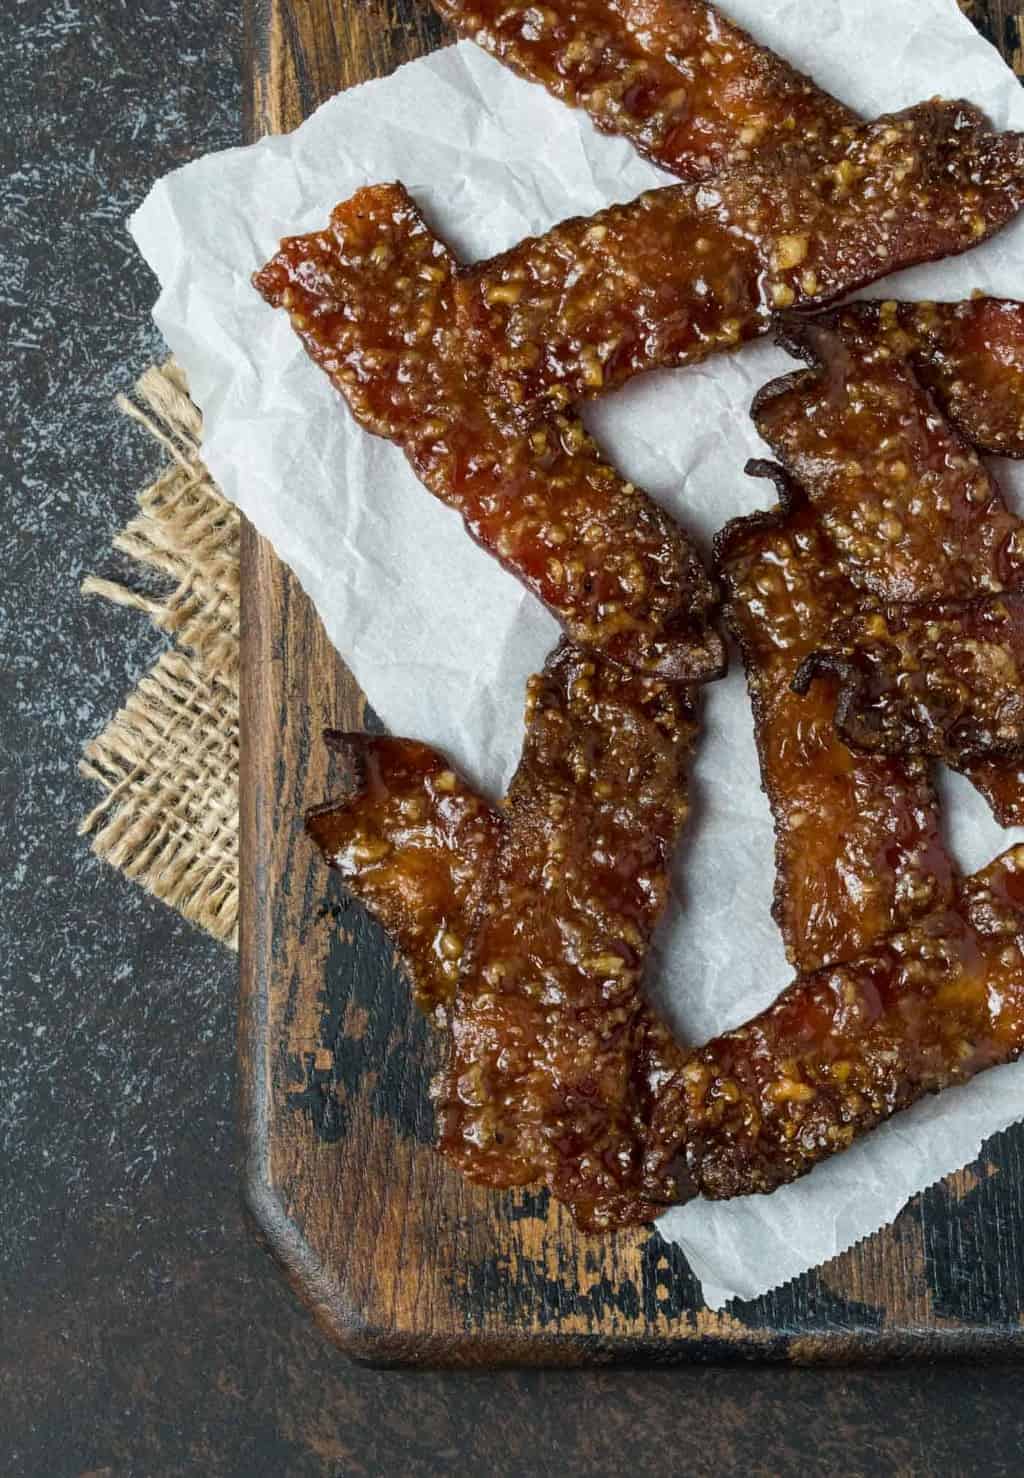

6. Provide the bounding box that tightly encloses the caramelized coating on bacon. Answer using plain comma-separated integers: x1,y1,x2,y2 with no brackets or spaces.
967,761,1024,827
306,734,501,1012
254,185,723,682
812,298,1024,458
758,316,1024,823
458,102,1024,408
647,847,1024,1201
430,0,854,181
436,641,694,1229
306,651,691,1227
796,594,1024,767
754,318,1024,604
716,464,955,974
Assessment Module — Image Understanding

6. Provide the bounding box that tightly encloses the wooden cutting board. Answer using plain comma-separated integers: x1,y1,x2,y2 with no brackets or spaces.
238,0,1024,1364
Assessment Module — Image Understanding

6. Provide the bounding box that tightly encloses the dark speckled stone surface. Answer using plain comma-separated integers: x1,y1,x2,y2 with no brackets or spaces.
6,1,1024,1473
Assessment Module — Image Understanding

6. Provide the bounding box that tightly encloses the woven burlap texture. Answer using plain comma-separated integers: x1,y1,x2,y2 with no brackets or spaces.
79,361,240,947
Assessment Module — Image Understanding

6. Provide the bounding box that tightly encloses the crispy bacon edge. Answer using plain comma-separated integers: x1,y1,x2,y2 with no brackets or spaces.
793,593,1024,768
305,733,502,1013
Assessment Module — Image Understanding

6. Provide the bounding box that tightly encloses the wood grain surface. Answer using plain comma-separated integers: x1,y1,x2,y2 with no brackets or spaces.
239,0,1024,1364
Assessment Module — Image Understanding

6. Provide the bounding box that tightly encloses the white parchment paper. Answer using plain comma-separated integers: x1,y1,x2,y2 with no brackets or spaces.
132,0,1024,1309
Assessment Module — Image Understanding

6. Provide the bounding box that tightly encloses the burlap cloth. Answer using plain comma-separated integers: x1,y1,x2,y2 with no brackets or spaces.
79,362,239,947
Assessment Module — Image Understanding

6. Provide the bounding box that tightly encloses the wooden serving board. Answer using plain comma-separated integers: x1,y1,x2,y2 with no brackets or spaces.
239,0,1024,1364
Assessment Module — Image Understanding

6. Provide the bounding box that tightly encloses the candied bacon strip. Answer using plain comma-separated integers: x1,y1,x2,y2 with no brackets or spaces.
436,640,694,1229
305,734,502,1013
305,651,691,1228
254,184,723,683
716,463,955,974
755,315,1024,822
430,0,855,182
647,846,1024,1201
754,317,1024,605
457,102,1024,409
810,298,1024,459
795,594,1024,768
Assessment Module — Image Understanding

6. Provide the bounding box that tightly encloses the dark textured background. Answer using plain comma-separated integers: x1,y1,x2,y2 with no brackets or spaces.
5,0,1024,1473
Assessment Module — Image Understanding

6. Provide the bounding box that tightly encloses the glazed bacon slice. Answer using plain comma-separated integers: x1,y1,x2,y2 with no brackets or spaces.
254,185,723,683
756,315,1024,821
305,734,502,1013
716,463,955,974
436,641,694,1229
753,317,1024,605
430,0,855,182
306,645,692,1228
810,299,1024,459
647,846,1024,1201
457,101,1024,409
795,594,1024,768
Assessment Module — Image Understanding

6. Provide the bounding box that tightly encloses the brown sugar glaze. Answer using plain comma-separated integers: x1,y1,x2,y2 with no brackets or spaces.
716,464,955,975
757,316,1024,603
307,645,693,1230
756,316,1024,822
648,847,1024,1201
254,185,723,682
796,593,1024,768
457,102,1024,410
430,0,855,182
812,299,1024,458
436,2,1024,444
435,642,695,1229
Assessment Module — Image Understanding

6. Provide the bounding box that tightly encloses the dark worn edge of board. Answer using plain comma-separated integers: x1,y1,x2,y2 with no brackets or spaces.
238,0,1024,1365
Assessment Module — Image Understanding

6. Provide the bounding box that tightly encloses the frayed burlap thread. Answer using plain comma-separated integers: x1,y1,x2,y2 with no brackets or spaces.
79,361,240,947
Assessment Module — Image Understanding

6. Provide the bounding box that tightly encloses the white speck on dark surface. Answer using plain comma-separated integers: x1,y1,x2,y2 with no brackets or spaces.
3,3,241,1258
